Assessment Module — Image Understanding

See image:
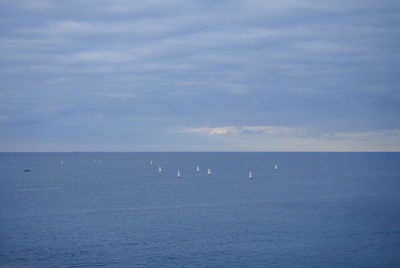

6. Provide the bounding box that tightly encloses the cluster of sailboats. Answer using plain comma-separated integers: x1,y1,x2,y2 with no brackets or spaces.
22,158,279,177
151,160,278,180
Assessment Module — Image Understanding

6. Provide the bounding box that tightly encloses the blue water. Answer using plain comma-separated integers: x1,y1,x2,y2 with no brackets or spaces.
1,152,400,267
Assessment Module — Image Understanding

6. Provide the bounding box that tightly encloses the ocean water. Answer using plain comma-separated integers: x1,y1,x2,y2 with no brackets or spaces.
0,152,400,267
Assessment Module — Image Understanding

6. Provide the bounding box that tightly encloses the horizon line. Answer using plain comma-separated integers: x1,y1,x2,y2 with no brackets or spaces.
0,151,399,153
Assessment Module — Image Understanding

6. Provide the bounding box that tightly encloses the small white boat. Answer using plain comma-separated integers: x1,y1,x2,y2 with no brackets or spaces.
196,165,200,172
274,163,278,170
177,170,182,178
248,171,252,179
208,168,212,176
158,166,162,172
150,160,153,165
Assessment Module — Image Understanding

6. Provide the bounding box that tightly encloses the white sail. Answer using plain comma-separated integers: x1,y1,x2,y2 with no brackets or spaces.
196,165,200,172
177,170,181,178
249,171,252,179
158,166,162,172
208,168,211,176
274,163,278,170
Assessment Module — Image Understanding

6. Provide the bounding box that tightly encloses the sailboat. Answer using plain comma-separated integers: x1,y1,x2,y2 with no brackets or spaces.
158,166,162,172
248,171,252,179
274,163,278,170
150,160,153,165
208,168,212,176
196,165,200,172
177,170,182,178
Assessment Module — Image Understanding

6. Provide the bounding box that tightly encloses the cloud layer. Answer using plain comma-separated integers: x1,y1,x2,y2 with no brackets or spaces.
0,0,399,151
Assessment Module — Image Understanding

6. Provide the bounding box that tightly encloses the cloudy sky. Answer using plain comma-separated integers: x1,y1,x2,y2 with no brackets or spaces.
0,0,399,151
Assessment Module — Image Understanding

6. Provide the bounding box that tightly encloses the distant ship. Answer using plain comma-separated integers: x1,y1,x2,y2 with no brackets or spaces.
23,169,31,172
158,166,162,172
177,170,182,178
274,163,278,170
208,168,212,176
249,171,252,179
196,165,200,172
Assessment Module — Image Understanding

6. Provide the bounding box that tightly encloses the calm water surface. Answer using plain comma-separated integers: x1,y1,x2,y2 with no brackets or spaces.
1,152,400,267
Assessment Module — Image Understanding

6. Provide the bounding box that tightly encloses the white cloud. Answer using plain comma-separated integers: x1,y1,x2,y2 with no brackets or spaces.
174,126,400,151
178,126,239,135
176,125,308,136
242,126,308,135
335,129,400,139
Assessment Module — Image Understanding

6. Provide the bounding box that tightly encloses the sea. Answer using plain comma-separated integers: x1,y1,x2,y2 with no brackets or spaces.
0,152,400,267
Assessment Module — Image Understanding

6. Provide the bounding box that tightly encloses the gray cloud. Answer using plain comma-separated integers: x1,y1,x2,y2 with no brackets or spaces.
0,0,399,151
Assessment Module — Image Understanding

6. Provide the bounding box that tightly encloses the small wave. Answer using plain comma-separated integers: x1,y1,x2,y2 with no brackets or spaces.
17,187,61,192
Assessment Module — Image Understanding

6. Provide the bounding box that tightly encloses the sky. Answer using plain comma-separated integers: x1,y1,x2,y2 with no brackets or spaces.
0,0,399,152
